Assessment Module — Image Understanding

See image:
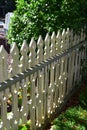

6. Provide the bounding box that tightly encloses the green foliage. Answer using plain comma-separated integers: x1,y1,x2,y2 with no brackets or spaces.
51,106,87,130
18,125,27,130
7,0,87,48
18,120,31,130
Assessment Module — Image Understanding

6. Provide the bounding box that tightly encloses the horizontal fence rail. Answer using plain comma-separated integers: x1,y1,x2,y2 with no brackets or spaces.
0,28,86,83
0,40,86,90
0,28,87,130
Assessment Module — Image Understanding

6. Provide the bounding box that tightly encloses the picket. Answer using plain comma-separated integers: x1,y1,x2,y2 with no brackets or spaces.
37,35,44,63
29,38,36,68
56,30,61,54
50,32,56,57
44,33,50,60
10,43,19,76
0,45,8,82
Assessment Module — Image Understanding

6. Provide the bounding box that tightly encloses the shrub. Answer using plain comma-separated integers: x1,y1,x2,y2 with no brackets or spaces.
7,0,87,48
51,106,87,130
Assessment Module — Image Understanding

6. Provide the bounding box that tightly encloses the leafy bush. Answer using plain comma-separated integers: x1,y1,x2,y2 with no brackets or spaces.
51,106,87,130
18,120,31,130
7,0,87,48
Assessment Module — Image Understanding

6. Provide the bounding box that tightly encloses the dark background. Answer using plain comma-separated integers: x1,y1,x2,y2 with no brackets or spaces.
0,0,16,17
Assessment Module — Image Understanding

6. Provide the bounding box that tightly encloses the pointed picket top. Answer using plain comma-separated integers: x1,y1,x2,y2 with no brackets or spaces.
50,31,56,57
62,29,66,44
20,40,28,71
0,45,8,57
20,40,28,54
83,26,86,40
11,42,19,55
81,28,86,41
73,34,77,45
61,29,66,51
56,30,61,54
80,29,84,41
29,37,36,67
69,29,73,47
66,28,70,35
45,33,50,43
37,35,44,63
83,32,86,41
62,29,68,50
65,28,70,49
10,43,19,76
62,29,66,39
44,33,50,60
77,34,80,45
56,30,61,41
0,45,8,82
29,37,36,50
82,29,86,41
66,28,70,41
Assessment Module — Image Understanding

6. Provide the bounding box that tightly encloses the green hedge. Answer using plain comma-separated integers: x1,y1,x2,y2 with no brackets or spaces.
7,0,87,48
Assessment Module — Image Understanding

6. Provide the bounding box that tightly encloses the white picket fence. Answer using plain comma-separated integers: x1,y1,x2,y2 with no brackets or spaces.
0,28,87,130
